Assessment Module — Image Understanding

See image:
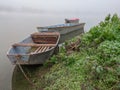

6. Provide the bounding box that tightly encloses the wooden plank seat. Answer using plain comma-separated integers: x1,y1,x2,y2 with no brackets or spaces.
12,43,56,47
33,40,57,44
32,35,58,38
32,37,57,41
32,37,58,43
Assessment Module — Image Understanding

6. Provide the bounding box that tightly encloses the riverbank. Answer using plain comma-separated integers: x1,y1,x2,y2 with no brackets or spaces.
12,14,120,90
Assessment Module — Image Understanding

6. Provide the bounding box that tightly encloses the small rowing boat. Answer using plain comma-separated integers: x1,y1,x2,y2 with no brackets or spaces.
7,32,60,65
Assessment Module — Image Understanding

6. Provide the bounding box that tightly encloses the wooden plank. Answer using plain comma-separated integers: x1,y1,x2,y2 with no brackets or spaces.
32,35,58,38
41,46,47,52
34,47,42,53
33,40,56,44
33,40,56,42
38,46,44,53
46,47,50,51
12,43,56,47
33,39,57,41
44,46,48,51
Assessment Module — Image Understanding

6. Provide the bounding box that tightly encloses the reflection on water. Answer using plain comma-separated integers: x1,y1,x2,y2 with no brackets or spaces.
12,65,39,90
12,66,29,90
12,64,50,90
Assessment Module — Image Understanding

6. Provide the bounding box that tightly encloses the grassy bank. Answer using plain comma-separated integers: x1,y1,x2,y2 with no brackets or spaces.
13,14,120,90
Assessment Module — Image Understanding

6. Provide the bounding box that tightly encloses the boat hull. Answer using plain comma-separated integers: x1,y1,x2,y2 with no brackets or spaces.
7,32,60,65
37,23,85,43
7,46,56,65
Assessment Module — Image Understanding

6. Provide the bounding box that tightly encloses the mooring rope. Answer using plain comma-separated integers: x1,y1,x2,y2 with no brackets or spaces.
17,61,34,86
16,56,39,90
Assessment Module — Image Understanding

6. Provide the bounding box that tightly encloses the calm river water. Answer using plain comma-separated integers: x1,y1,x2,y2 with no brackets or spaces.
0,11,119,90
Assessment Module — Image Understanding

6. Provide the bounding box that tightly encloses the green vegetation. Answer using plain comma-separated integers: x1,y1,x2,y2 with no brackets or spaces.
13,14,120,90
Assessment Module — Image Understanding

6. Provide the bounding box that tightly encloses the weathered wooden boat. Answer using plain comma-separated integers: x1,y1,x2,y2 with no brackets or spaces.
37,19,85,43
7,32,60,65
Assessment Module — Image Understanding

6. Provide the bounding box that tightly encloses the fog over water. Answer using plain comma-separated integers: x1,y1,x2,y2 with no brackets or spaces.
0,0,120,90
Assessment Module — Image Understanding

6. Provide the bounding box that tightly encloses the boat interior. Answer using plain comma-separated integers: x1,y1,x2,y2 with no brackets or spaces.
10,32,59,54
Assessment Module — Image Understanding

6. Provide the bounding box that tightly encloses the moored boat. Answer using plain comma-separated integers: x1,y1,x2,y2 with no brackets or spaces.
7,32,60,65
37,19,85,43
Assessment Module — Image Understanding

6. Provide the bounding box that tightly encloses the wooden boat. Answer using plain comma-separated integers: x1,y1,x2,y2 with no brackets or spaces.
7,32,60,65
37,19,85,43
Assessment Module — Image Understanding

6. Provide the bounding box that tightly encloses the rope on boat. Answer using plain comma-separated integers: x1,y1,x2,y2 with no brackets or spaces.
16,56,39,89
17,61,34,86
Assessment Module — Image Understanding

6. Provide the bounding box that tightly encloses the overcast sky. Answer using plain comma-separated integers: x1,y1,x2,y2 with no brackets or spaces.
0,0,120,14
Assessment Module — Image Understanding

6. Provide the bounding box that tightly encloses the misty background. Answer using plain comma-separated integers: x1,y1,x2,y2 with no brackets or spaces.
0,0,120,90
0,0,120,31
0,0,120,13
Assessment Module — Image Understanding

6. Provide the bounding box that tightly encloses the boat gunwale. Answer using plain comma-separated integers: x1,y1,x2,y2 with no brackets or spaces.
37,23,85,29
